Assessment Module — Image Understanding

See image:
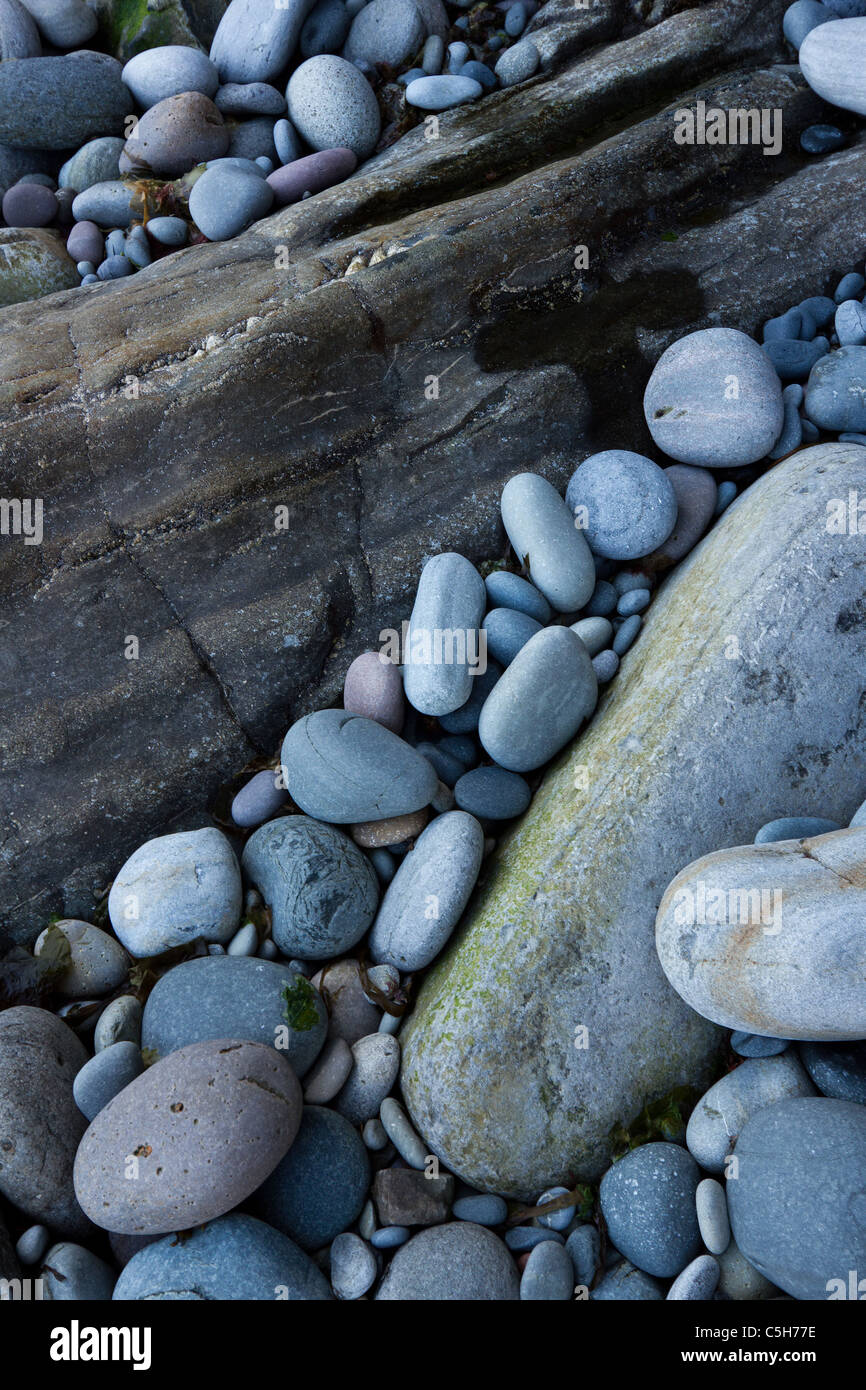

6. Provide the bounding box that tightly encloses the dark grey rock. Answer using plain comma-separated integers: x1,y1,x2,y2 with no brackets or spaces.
73,1041,144,1121
375,1222,519,1299
799,1040,866,1104
39,1242,116,1300
0,53,130,150
599,1142,701,1278
251,1104,369,1250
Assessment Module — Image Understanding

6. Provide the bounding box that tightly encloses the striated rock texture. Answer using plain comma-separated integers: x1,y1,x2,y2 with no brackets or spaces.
0,0,861,943
400,446,866,1197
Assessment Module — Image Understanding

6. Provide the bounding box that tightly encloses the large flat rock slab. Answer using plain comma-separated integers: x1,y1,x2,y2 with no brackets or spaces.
400,445,866,1197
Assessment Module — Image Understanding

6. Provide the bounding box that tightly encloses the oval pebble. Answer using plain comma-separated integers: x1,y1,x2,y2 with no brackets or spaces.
520,1239,574,1299
592,648,619,682
494,37,539,86
267,146,357,204
478,625,597,772
537,1186,575,1231
251,1104,369,1251
566,450,677,560
454,765,531,820
215,81,287,116
72,1041,144,1122
122,46,219,109
484,569,551,622
599,1142,702,1278
612,614,641,655
505,1226,564,1251
123,92,229,179
34,918,128,999
453,1194,508,1225
16,1224,49,1266
501,472,595,611
696,1177,730,1255
287,55,381,159
481,606,542,666
380,1096,428,1168
39,1242,116,1301
404,74,483,109
730,1031,790,1058
686,1053,816,1172
376,1222,519,1298
334,1032,400,1123
667,1253,720,1301
801,122,845,153
189,163,274,241
754,815,841,843
343,649,405,732
403,552,486,717
330,1232,377,1299
799,1039,866,1103
146,215,188,246
231,768,288,827
2,180,56,227
371,1225,410,1249
94,995,142,1052
570,616,612,656
108,827,241,957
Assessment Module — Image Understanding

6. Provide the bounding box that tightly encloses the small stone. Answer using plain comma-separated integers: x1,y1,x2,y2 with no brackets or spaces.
94,995,142,1052
801,122,846,153
376,1222,519,1299
70,181,137,228
783,0,833,48
363,1117,389,1149
686,1053,816,1173
146,215,188,246
643,464,717,569
404,73,483,109
0,226,76,305
505,2,527,35
565,1224,600,1287
494,37,539,86
215,81,287,116
287,54,381,159
122,46,219,110
482,606,542,666
39,1242,116,1300
763,336,829,380
566,450,677,561
716,1239,779,1300
505,1226,564,1251
599,1142,702,1278
227,921,258,956
251,1104,369,1250
311,957,381,1043
484,570,551,623
667,1253,719,1300
231,768,288,827
380,1096,428,1168
835,270,866,301
123,92,228,178
592,648,619,682
18,0,96,48
16,1224,49,1266
453,1193,508,1225
330,1232,376,1299
591,1259,664,1300
0,0,40,60
108,827,241,957
570,616,613,656
373,1168,454,1226
189,162,273,240
478,625,597,773
344,649,405,733
267,146,357,204
344,0,424,67
73,1041,144,1122
500,473,595,611
798,1039,866,1103
695,1178,730,1255
351,807,428,847
520,1239,574,1299
835,298,866,346
753,814,842,844
422,32,444,71
454,765,531,820
460,59,497,89
210,0,318,83
617,588,650,616
537,1186,575,1231
371,1225,410,1249
334,1032,400,1123
34,919,128,998
274,116,304,164
805,346,866,431
403,552,486,717
1,179,54,226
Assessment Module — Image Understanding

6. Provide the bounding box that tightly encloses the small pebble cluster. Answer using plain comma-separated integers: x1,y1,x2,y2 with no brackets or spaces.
2,279,865,1300
0,0,544,300
785,0,866,151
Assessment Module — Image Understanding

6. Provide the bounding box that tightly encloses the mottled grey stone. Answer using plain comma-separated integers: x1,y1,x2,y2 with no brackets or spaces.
210,0,318,83
478,625,597,772
58,137,125,193
600,1142,701,1278
73,1041,144,1121
500,472,595,611
251,1104,369,1251
403,552,486,716
375,1222,519,1299
0,53,130,150
34,919,128,998
39,1242,116,1300
800,16,866,116
687,1053,816,1174
334,1031,400,1123
287,54,381,159
122,45,219,109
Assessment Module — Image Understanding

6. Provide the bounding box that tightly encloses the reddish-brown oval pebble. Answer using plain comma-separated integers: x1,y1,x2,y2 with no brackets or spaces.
350,806,428,848
644,464,717,571
121,91,228,177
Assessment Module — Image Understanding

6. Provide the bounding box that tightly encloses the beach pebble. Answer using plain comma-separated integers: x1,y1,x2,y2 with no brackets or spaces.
686,1053,816,1173
376,1222,519,1299
537,1186,575,1231
334,1032,400,1123
114,1212,331,1299
616,588,650,616
373,1167,454,1226
667,1254,719,1301
380,1097,428,1168
369,811,484,970
403,552,486,716
494,37,539,86
482,606,542,665
66,218,103,263
189,162,274,240
644,327,784,467
344,0,424,66
505,1,528,34
231,768,288,827
461,59,497,89
16,1224,49,1266
312,958,382,1043
591,1259,664,1300
18,0,95,47
74,1039,302,1234
97,252,131,280
763,336,829,380
215,81,286,116
422,32,444,71
644,464,717,568
267,146,357,204
39,1242,116,1301
835,269,866,301
227,921,258,956
835,298,866,346
242,815,378,958
570,616,612,656
404,74,483,109
566,450,677,560
592,649,619,682
501,473,595,611
800,122,845,154
70,181,137,228
454,765,530,819
274,116,304,164
479,625,597,772
303,1036,354,1103
798,1039,866,1103
33,919,128,998
363,1117,389,1148
520,1239,574,1299
783,0,833,47
94,995,142,1052
599,1142,702,1278
282,709,438,822
123,92,228,178
726,1096,866,1299
754,814,841,843
585,579,617,616
251,1104,369,1250
438,659,501,734
0,0,40,59
0,53,129,150
108,827,241,957
805,345,866,431
714,480,737,514
122,46,219,110
447,39,470,71
2,180,55,226
210,0,316,83
351,807,428,847
141,954,326,1078
505,1226,564,1251
696,1178,730,1255
371,1225,409,1249
453,1194,508,1225
330,1232,377,1299
716,1239,779,1300
73,1042,144,1122
287,54,381,158
566,1224,600,1287
344,649,405,732
415,740,464,787
484,570,551,622
800,17,866,116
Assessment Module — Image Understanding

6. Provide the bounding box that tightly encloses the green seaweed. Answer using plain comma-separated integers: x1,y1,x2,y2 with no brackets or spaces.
608,1084,698,1160
282,976,320,1033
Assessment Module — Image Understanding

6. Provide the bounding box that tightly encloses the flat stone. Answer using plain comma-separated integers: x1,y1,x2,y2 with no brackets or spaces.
251,1104,369,1250
242,815,379,959
74,1038,302,1234
686,1053,816,1173
369,811,484,970
478,625,597,772
287,54,381,159
403,552,486,716
141,954,327,1078
644,327,784,467
726,1096,866,1300
210,0,318,83
113,1212,331,1299
122,45,219,109
0,1007,90,1236
373,1168,454,1226
404,74,483,109
484,570,551,623
656,826,866,1039
34,919,128,998
400,447,866,1196
351,807,428,847
108,827,242,957
0,52,130,150
375,1222,519,1299
281,709,439,823
500,472,595,611
454,765,531,820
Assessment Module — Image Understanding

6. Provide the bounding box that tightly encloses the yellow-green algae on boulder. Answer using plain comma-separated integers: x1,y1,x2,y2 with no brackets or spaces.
0,229,78,308
400,443,866,1198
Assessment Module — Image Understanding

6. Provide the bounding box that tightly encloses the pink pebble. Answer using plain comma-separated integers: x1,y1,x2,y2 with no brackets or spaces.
266,148,357,207
344,650,405,733
66,219,104,265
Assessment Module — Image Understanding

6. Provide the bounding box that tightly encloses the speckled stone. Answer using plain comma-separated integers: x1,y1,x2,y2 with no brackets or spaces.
376,1222,519,1299
403,552,486,716
565,450,677,561
287,54,381,158
0,53,129,150
251,1104,369,1250
210,0,320,83
600,1142,702,1278
122,45,219,109
686,1053,816,1173
108,827,242,957
333,1031,400,1123
122,92,229,178
798,1039,866,1103
344,0,424,67
34,919,128,998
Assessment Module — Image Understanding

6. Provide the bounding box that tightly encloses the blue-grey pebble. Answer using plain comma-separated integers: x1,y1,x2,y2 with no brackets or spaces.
454,765,530,820
835,271,865,303
482,606,542,666
585,578,617,616
94,995,142,1052
210,0,317,83
768,382,804,458
73,1041,144,1122
122,46,219,109
80,273,98,284
566,1224,600,1287
667,1253,720,1300
714,480,737,514
376,1222,519,1298
146,215,187,246
108,827,241,957
505,1226,565,1251
227,921,258,956
301,0,351,56
124,234,151,268
799,294,836,327
405,74,483,109
836,298,866,346
505,1,527,35
730,1031,790,1058
403,552,486,716
566,450,677,561
215,81,287,116
371,1226,410,1249
287,54,381,159
600,1142,702,1278
447,40,470,72
484,569,551,623
453,1194,508,1225
591,1259,664,1300
330,1231,377,1299
537,1186,574,1230
104,228,125,257
571,616,613,656
58,136,125,193
799,1040,866,1104
369,847,396,883
97,253,131,280
438,659,501,734
805,346,866,431
783,0,833,46
801,123,845,153
494,36,539,85
114,1213,331,1299
754,815,841,843
592,648,619,682
141,954,326,1077
612,614,641,655
763,306,804,342
422,34,444,73
520,1239,574,1299
398,66,426,84
274,116,304,165
71,181,136,228
617,587,650,617
479,625,597,772
763,336,828,380
231,768,289,827
501,472,595,612
189,163,273,241
415,739,464,787
251,1104,369,1251
460,59,497,89
281,709,439,822
726,1097,866,1300
241,815,378,959
696,1178,730,1255
438,734,477,768
369,811,484,970
40,1242,116,1300
612,569,651,595
16,1224,49,1266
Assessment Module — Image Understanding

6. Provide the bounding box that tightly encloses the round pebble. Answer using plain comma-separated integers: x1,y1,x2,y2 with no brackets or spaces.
287,55,381,159
454,765,531,820
330,1232,377,1299
2,180,56,227
334,1032,400,1123
189,163,274,241
376,1222,519,1298
122,46,219,109
252,1104,369,1251
599,1142,702,1278
482,606,542,665
566,450,677,560
484,569,551,622
667,1253,720,1300
494,37,540,86
520,1239,574,1299
592,648,619,682
72,1041,144,1122
479,625,597,772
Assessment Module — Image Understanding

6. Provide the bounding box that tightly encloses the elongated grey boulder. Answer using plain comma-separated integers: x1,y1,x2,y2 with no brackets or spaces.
400,445,866,1197
210,0,318,83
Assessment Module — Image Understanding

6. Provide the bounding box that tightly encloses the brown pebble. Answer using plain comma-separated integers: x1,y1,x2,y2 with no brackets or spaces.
350,807,428,848
121,92,228,178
